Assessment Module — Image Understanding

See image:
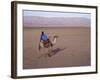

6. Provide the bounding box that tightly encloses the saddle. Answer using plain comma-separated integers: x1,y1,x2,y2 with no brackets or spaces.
43,39,53,48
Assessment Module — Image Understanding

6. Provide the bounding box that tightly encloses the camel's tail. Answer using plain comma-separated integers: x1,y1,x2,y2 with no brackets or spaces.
38,45,40,51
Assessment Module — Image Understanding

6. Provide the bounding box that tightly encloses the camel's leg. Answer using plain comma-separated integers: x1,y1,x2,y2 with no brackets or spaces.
38,48,45,58
48,46,52,54
47,46,53,57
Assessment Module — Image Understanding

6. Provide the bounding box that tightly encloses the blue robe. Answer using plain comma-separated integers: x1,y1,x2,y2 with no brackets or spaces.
40,34,48,41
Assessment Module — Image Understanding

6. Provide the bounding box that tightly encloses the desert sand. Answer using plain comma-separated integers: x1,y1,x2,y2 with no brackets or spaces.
23,27,91,69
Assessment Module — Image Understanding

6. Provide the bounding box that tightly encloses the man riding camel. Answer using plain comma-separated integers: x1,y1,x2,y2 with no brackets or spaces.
39,31,53,48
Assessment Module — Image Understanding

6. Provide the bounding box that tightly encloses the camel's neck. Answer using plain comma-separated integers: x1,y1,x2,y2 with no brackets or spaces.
52,37,57,45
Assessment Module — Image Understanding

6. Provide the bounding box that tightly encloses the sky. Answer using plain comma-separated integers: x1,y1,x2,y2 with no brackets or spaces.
23,10,91,19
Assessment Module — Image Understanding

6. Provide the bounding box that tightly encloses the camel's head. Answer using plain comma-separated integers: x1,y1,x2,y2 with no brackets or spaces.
54,35,59,38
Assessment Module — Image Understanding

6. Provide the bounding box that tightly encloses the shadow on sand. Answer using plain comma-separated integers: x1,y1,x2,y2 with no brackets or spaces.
38,47,66,59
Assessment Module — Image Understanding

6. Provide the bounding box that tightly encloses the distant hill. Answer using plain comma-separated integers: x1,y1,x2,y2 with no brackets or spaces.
23,16,90,27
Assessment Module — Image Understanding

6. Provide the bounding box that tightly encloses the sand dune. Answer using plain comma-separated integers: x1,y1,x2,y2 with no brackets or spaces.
23,27,90,69
23,16,90,27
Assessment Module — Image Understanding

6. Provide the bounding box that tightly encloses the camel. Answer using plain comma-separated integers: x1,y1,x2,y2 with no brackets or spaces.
38,35,58,52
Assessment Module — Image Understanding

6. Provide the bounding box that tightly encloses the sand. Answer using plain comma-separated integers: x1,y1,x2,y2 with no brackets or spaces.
23,27,91,69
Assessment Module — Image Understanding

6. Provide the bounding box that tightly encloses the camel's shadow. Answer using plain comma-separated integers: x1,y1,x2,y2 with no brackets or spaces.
38,47,66,59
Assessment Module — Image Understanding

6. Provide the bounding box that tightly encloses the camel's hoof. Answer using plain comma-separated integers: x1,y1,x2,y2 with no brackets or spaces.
48,53,52,57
